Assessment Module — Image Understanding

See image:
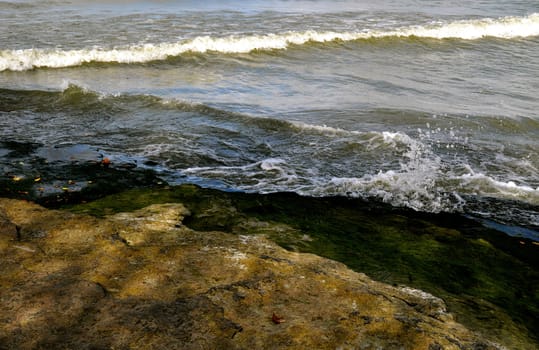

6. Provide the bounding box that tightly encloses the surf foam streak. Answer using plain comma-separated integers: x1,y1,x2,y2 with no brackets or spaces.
455,172,539,202
395,13,539,40
2,13,538,71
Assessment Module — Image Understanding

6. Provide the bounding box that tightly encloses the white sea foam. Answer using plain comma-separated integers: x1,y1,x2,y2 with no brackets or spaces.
393,13,539,40
183,129,453,212
259,158,288,172
182,156,307,194
288,122,424,152
165,128,539,214
290,121,362,136
1,13,538,71
455,172,539,202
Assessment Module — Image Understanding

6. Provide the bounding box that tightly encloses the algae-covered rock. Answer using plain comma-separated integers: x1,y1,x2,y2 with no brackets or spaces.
0,198,507,350
65,185,539,349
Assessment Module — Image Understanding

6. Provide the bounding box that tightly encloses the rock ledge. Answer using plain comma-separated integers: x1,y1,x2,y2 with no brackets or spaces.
0,199,504,349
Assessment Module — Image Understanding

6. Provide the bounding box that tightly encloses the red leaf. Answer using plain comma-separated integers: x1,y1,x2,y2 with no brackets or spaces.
272,313,285,324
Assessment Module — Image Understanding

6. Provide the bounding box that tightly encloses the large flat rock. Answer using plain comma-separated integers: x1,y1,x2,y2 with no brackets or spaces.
0,198,504,349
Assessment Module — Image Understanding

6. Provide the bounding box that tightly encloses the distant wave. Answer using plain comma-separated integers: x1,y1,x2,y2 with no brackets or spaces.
0,1,35,9
1,13,538,71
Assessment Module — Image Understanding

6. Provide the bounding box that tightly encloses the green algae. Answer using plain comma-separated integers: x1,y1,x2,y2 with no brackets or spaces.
67,184,539,348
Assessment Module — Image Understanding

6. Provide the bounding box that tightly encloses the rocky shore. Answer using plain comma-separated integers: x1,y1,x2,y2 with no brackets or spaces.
0,183,538,349
0,146,537,349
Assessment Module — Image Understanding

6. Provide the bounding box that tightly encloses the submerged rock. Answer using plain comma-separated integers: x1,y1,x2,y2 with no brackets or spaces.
0,198,507,349
0,140,166,208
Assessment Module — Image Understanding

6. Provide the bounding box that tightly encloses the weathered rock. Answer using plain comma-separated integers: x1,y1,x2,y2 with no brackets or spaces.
0,199,506,349
65,185,538,349
0,207,18,240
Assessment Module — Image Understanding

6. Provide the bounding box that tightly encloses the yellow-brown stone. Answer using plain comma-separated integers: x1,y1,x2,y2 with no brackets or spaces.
0,198,505,349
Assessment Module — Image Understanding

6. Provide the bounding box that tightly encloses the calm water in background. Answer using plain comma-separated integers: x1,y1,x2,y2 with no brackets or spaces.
1,0,538,238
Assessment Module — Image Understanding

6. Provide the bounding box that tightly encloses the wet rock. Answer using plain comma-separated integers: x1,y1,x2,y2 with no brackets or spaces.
0,141,167,207
0,199,508,349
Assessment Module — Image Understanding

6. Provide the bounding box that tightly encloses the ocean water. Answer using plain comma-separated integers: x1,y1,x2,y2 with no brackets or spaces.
1,0,538,238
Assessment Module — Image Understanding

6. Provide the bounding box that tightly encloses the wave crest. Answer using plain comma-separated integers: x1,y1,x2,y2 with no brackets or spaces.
1,13,538,71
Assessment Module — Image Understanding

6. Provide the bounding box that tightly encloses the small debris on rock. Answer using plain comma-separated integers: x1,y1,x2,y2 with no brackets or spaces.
272,313,285,324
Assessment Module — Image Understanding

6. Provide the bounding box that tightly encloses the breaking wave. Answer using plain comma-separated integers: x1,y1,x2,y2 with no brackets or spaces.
182,126,539,214
1,13,538,71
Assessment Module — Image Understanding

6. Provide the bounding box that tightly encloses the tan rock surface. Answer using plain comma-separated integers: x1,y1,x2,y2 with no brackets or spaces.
0,199,503,349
